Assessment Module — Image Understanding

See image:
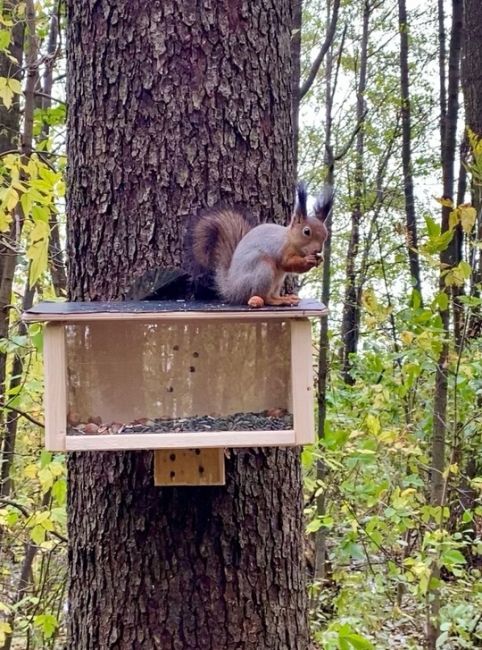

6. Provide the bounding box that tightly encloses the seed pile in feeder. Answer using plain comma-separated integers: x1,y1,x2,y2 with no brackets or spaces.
67,409,293,436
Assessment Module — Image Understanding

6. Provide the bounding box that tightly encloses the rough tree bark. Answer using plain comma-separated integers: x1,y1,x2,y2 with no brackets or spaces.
462,0,482,138
462,0,482,322
66,2,308,649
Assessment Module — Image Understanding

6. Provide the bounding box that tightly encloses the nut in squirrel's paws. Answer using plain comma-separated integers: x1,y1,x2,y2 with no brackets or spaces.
248,295,265,308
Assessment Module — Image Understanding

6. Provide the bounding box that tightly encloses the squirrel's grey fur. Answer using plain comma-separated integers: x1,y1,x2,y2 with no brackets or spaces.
189,183,333,304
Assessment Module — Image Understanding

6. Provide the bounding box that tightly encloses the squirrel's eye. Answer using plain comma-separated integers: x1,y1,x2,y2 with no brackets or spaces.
302,226,311,237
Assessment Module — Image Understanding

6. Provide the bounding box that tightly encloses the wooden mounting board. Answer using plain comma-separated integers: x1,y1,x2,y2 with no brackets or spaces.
64,429,296,451
23,298,328,322
154,448,225,486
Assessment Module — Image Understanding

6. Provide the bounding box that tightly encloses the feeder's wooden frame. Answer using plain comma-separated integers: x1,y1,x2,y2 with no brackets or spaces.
26,301,326,453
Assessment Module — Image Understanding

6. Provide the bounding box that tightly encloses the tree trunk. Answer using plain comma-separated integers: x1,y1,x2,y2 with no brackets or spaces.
66,2,308,649
340,0,370,385
292,0,302,173
462,0,482,139
427,2,463,647
0,0,24,443
462,0,482,320
314,0,338,579
40,13,67,297
398,0,422,298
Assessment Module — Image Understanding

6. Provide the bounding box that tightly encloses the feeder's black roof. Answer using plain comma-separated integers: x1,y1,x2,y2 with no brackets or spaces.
23,299,328,322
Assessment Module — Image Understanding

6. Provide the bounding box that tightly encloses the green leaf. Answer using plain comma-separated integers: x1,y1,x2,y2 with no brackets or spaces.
432,291,449,311
50,507,66,527
40,450,52,468
342,634,374,650
441,549,466,566
31,205,50,223
424,215,440,238
306,518,322,533
458,260,472,279
34,613,58,639
0,30,11,50
30,524,46,545
338,627,374,650
410,289,421,309
51,478,67,505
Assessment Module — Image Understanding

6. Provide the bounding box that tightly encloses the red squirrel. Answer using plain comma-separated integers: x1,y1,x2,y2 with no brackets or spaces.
188,182,333,307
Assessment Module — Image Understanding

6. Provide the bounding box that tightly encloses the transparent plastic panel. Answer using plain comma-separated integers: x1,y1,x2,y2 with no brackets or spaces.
65,320,292,436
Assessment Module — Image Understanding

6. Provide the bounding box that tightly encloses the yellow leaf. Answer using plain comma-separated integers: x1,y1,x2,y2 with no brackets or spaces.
0,621,12,644
4,187,18,211
0,84,14,109
49,461,64,478
400,330,414,346
20,191,32,217
448,209,459,230
0,208,12,232
38,467,53,493
379,429,397,444
7,77,22,94
445,260,472,287
24,463,38,479
26,157,39,178
27,220,50,287
434,196,453,207
366,413,381,436
459,205,476,234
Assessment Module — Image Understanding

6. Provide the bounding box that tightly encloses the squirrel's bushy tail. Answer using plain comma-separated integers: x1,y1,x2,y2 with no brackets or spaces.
186,205,253,297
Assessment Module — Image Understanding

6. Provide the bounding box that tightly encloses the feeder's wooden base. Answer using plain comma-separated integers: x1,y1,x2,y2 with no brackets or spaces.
154,448,225,486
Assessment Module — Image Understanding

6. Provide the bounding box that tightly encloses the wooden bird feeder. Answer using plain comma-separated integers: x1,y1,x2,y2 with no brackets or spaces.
23,299,327,486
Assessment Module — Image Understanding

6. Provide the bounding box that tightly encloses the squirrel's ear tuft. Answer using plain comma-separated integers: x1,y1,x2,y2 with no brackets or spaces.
291,180,308,223
313,186,334,222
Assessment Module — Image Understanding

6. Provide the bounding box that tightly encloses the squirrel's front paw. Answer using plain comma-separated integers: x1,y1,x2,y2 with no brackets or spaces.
304,254,319,270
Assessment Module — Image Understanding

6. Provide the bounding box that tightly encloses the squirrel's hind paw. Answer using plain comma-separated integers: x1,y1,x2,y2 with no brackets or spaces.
283,294,300,305
248,295,265,308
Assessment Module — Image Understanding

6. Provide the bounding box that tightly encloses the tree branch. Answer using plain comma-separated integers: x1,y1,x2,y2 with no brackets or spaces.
0,498,67,543
299,0,341,100
0,402,44,428
334,108,368,161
